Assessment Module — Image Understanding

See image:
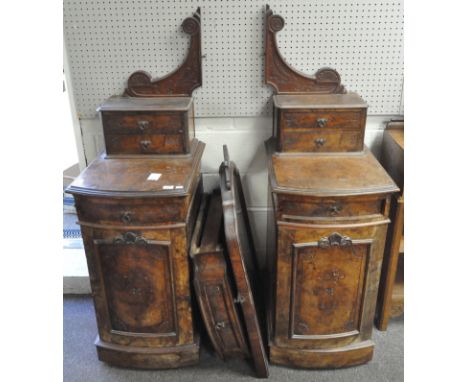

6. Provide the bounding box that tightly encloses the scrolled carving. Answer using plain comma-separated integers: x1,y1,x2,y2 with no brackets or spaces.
264,5,346,95
125,7,202,97
113,232,148,245
316,67,342,83
182,16,200,35
318,232,352,248
268,14,284,32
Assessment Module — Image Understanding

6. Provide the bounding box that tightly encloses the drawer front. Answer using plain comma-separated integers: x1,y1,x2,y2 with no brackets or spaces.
279,128,364,152
105,133,187,155
276,195,385,221
281,109,364,130
102,111,184,135
274,223,388,349
193,254,250,359
101,111,190,154
75,196,188,225
278,108,366,152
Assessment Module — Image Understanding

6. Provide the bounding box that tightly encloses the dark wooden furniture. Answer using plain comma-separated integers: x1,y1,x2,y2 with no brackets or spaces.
191,192,250,362
67,152,204,368
376,121,404,330
273,94,368,153
66,8,205,369
190,147,269,378
264,6,399,369
98,97,196,156
219,147,269,378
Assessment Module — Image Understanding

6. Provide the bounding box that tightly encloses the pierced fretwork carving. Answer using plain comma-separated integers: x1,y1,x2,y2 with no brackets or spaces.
318,233,352,248
124,7,202,97
264,5,346,95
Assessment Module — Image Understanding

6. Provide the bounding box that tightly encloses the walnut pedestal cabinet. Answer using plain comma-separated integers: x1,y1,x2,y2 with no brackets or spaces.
265,140,398,368
67,146,205,369
66,8,206,369
264,6,399,369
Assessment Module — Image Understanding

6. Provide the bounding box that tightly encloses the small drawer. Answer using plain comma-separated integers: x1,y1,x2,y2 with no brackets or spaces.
281,109,364,130
276,195,385,221
105,133,186,155
101,111,184,135
101,111,191,154
74,196,187,226
277,108,367,153
280,128,364,152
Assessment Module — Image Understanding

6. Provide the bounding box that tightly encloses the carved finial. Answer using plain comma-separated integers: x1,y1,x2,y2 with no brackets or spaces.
125,8,202,97
264,5,346,95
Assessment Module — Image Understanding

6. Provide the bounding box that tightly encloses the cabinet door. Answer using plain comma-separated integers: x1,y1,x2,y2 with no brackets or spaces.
274,223,386,349
81,227,192,348
96,232,176,337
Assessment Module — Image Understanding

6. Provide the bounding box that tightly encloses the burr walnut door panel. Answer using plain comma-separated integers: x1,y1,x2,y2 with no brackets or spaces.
290,242,369,339
81,226,194,348
274,224,383,350
96,237,176,336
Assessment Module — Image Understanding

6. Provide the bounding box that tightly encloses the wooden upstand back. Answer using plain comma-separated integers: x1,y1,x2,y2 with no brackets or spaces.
66,8,205,369
264,5,399,369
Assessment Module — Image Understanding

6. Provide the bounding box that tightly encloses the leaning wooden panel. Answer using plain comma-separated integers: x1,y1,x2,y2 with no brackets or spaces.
219,146,269,378
190,193,250,361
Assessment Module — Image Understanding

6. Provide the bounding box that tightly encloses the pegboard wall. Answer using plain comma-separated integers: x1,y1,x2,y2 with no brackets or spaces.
64,0,404,118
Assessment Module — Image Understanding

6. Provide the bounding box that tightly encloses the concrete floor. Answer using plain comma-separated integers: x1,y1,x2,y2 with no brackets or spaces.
64,296,403,382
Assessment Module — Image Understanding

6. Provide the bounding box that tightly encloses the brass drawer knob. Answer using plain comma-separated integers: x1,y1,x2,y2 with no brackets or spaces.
215,321,226,330
137,120,150,131
316,118,328,127
121,211,132,223
328,205,342,216
315,138,326,147
140,140,151,150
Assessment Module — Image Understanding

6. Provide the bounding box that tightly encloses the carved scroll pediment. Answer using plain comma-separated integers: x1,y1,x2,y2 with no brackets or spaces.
124,8,202,97
264,5,346,95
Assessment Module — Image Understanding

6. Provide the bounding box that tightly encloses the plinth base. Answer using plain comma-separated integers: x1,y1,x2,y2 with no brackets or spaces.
269,340,374,369
95,335,200,369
